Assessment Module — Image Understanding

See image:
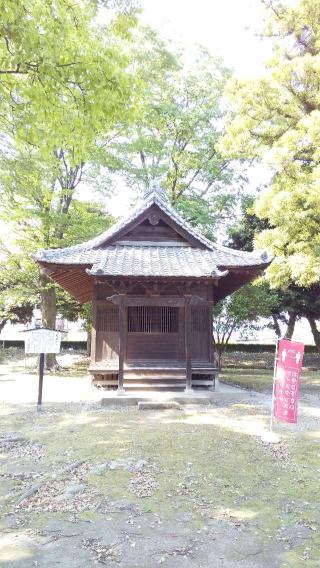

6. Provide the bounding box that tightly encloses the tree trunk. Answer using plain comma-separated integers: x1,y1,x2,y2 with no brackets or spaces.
308,317,320,351
87,330,91,357
213,338,229,370
272,315,282,338
39,270,59,370
284,312,297,339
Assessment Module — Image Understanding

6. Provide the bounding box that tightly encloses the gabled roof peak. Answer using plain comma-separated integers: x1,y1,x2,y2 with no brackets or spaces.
143,180,169,204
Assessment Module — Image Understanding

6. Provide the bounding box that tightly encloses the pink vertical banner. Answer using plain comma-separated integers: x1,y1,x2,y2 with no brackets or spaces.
273,339,304,423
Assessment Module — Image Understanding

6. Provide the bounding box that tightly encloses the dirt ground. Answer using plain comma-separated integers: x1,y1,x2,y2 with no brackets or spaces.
0,353,320,567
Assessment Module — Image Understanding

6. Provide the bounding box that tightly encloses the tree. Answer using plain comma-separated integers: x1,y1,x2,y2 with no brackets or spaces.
220,0,320,288
56,294,92,355
226,195,298,339
0,185,113,360
227,195,320,349
277,284,320,349
0,0,139,367
213,282,279,367
0,252,35,332
0,1,138,145
104,36,237,238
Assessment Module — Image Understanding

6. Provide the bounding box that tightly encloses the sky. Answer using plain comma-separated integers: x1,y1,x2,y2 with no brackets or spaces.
140,0,272,79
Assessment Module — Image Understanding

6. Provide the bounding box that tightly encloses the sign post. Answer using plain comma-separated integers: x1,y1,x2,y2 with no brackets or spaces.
263,338,304,443
24,329,62,410
37,352,45,408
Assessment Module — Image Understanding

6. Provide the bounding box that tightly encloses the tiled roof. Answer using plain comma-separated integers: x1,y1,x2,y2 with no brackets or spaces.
34,183,271,271
86,245,228,278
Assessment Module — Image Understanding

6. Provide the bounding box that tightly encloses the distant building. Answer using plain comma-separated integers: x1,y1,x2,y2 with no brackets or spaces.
0,308,86,342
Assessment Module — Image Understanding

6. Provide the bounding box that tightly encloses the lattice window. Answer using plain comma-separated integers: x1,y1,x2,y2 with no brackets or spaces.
128,306,179,333
96,307,119,332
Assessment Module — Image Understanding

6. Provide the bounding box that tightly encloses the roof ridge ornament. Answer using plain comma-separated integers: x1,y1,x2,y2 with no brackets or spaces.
143,179,168,203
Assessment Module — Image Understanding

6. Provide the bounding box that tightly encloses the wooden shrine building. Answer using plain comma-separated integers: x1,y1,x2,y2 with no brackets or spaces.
34,184,270,391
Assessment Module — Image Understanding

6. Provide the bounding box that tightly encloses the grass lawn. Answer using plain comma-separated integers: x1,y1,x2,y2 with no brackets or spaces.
220,367,320,394
220,351,320,394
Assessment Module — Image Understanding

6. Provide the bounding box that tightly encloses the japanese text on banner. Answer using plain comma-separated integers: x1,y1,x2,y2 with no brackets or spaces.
273,339,304,424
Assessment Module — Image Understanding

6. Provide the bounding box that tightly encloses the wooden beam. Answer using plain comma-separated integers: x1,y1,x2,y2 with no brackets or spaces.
185,295,192,391
108,295,185,307
106,294,213,308
190,297,214,307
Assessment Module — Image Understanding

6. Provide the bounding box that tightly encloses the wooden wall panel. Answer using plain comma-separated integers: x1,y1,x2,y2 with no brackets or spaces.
96,331,119,361
191,306,210,362
95,306,119,362
123,218,188,243
126,333,180,361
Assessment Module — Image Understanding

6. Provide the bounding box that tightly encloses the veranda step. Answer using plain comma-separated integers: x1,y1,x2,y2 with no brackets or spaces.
123,383,186,389
123,375,186,381
94,380,118,386
192,380,213,387
124,370,185,375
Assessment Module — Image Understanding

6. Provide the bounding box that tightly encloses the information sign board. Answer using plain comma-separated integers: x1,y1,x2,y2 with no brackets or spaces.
25,329,61,354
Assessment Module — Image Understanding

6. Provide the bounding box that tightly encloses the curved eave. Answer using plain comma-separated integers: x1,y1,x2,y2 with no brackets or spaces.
219,261,271,271
214,266,267,303
39,263,93,304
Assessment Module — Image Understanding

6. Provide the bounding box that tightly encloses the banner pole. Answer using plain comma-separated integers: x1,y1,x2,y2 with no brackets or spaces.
262,337,280,443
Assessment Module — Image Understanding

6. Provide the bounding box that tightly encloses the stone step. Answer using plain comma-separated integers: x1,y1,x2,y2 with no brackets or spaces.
138,401,182,410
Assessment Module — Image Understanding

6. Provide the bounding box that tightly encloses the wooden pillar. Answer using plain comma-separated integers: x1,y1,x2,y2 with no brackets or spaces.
185,295,192,391
91,284,98,364
208,305,214,364
118,294,126,392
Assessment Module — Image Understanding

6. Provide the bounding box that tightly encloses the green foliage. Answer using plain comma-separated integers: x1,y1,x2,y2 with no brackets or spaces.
104,35,236,235
0,0,139,156
221,0,320,287
176,191,236,241
56,294,92,332
213,282,279,365
226,195,269,253
0,252,35,329
0,0,139,332
1,196,112,313
226,191,320,346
